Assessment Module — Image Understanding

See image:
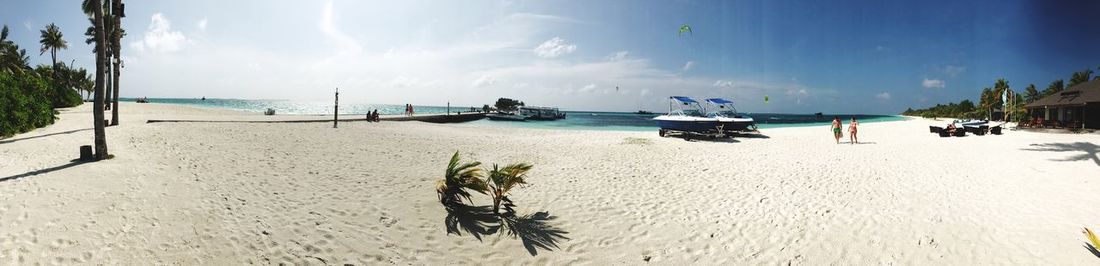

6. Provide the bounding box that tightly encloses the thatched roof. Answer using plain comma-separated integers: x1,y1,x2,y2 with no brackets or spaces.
1026,79,1100,108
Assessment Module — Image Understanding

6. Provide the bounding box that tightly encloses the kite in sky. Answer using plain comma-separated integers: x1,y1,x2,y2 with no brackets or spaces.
765,95,770,103
678,24,692,37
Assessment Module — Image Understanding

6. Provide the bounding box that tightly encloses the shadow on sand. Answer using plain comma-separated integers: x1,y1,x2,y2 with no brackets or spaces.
0,159,87,182
1022,142,1100,167
444,202,569,256
1086,243,1100,259
0,128,92,145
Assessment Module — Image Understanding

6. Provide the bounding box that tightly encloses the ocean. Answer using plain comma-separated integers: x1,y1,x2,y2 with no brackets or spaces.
124,98,907,131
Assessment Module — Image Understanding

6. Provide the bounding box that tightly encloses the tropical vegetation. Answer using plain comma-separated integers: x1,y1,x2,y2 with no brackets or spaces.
436,151,535,215
487,163,533,214
903,67,1096,121
436,152,489,206
494,97,526,112
1,24,88,138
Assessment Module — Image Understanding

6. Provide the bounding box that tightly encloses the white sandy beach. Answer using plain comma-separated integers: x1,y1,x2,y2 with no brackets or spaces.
2,102,1100,264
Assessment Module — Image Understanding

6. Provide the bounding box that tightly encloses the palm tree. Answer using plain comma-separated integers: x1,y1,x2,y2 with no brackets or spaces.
38,23,68,78
1,25,32,75
1069,69,1093,88
436,152,488,206
1024,84,1039,103
109,0,124,126
978,87,993,119
89,0,109,160
1042,79,1064,97
486,163,533,214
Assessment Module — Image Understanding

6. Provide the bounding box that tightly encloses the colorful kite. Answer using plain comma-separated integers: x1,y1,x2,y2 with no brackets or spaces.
678,24,692,37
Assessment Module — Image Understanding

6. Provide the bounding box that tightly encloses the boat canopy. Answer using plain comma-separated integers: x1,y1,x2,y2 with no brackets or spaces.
705,98,733,104
671,96,698,103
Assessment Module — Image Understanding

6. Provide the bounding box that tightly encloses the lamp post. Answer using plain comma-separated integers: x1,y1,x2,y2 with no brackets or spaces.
333,87,339,128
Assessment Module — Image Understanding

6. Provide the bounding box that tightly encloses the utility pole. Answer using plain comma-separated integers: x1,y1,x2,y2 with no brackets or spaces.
334,87,339,128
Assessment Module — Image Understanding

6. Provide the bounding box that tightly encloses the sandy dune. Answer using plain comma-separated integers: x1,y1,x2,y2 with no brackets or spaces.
2,103,1099,264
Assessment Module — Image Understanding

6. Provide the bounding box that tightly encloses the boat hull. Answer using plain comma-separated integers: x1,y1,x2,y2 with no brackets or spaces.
653,115,721,132
716,117,756,131
487,114,527,121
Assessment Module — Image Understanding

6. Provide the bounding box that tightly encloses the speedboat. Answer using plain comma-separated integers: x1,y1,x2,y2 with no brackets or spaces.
653,96,722,137
704,98,757,132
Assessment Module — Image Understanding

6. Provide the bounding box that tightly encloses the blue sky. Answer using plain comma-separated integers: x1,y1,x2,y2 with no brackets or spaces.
2,0,1098,114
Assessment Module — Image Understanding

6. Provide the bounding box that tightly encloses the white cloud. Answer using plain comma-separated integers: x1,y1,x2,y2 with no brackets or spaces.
22,21,33,31
319,0,362,56
639,88,651,96
786,88,809,104
606,50,628,61
922,78,945,88
197,18,208,31
471,75,497,88
129,13,190,53
875,92,891,100
579,83,597,93
942,65,965,77
682,61,695,71
714,80,732,87
533,37,576,58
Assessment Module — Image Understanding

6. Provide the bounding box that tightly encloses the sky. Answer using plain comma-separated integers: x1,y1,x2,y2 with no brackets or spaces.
2,0,1099,114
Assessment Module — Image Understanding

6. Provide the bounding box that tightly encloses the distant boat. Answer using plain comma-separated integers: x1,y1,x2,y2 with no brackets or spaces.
487,113,527,121
635,110,654,115
519,106,566,120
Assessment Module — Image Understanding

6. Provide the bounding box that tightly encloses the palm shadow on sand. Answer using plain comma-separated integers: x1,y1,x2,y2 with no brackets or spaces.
1022,142,1100,167
1085,243,1100,258
443,202,569,256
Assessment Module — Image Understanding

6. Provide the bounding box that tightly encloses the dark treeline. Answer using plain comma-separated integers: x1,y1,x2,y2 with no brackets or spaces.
903,67,1097,120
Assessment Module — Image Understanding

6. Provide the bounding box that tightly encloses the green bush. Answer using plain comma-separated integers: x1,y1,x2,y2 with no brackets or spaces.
0,71,59,138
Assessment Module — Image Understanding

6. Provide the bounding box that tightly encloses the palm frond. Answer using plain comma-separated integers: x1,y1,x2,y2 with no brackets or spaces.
1086,227,1100,249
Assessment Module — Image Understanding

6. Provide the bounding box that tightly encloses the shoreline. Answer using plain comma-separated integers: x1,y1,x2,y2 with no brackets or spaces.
130,101,910,133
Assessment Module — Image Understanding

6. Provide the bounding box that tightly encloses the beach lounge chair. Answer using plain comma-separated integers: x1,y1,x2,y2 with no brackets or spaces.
990,126,1002,135
978,125,989,135
937,128,950,137
953,128,966,137
929,126,940,133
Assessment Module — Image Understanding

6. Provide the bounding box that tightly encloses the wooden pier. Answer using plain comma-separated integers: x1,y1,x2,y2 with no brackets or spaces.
147,113,486,124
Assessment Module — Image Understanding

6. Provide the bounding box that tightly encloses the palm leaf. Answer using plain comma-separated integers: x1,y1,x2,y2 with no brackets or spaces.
1086,227,1100,249
438,151,485,205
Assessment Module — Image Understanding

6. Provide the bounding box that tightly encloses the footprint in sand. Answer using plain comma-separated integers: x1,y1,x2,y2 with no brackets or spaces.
379,216,398,227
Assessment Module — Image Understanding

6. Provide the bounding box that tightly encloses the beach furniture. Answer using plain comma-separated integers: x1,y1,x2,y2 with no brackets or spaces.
953,128,966,137
937,128,951,137
991,126,1002,135
929,126,940,133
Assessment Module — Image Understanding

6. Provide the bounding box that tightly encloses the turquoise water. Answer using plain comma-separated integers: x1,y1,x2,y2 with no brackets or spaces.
472,111,906,131
126,98,907,131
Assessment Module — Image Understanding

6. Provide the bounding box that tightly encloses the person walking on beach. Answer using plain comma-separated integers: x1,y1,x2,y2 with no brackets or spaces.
848,117,859,144
831,117,842,144
404,104,411,116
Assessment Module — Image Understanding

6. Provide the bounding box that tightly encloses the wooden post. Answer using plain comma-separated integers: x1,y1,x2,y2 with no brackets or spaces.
333,87,339,128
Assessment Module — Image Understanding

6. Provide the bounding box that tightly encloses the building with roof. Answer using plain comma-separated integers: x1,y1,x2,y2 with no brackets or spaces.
1025,79,1100,129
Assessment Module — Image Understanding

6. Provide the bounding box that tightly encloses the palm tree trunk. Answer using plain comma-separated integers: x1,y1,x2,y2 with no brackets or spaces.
92,0,109,160
104,62,111,111
109,0,120,126
110,59,119,125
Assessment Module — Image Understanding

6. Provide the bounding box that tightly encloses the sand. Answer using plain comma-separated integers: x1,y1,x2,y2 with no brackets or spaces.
2,103,1099,264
